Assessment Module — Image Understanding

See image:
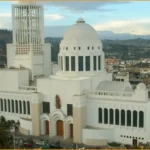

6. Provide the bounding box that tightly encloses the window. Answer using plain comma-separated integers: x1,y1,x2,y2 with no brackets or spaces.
15,100,18,113
98,108,102,123
8,99,10,112
0,99,3,111
78,56,83,71
127,110,131,126
65,56,69,71
93,56,97,71
109,109,114,124
74,47,76,50
98,47,100,49
66,47,68,50
19,101,22,114
78,47,81,50
133,110,137,127
4,99,7,112
43,102,50,114
139,111,144,128
92,46,94,50
23,101,26,114
115,109,119,125
85,56,90,71
104,108,108,124
71,56,75,71
87,46,90,50
67,104,73,116
27,101,30,115
121,109,125,126
121,79,124,81
12,100,14,113
98,56,101,70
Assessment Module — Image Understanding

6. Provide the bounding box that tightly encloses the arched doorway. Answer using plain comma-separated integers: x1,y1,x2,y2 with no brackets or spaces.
70,124,73,138
57,120,64,136
45,120,49,135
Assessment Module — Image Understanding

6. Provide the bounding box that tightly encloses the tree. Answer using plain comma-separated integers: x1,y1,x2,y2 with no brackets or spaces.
0,124,10,148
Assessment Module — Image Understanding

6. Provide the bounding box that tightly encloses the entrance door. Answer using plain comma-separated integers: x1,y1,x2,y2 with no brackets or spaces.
133,139,137,146
70,124,73,138
57,120,64,136
45,120,49,135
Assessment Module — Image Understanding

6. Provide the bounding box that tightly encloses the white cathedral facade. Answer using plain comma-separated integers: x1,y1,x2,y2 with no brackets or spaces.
0,2,149,146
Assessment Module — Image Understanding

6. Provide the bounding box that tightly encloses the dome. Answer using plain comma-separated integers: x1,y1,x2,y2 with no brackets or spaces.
136,83,146,90
63,18,100,41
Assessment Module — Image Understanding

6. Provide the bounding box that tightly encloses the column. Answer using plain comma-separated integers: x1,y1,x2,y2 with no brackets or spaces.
69,56,71,71
96,55,98,71
63,56,65,72
22,101,24,115
3,99,5,112
83,56,85,71
14,100,16,113
10,100,12,113
25,101,28,115
18,100,20,114
91,55,93,71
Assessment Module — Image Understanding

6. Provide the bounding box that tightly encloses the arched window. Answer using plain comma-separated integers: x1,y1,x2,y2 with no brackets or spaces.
133,110,137,127
98,108,102,123
8,99,10,112
121,109,125,126
115,109,119,125
27,101,30,115
109,109,114,124
104,108,108,124
139,111,144,128
19,100,22,114
11,100,14,113
4,99,7,112
23,101,26,114
15,100,18,113
127,110,131,126
0,99,3,111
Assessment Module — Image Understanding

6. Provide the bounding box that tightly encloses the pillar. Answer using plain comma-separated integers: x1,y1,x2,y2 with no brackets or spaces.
31,93,41,136
73,94,86,143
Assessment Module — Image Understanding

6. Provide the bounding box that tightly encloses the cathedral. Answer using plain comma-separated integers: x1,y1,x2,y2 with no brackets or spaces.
0,2,149,146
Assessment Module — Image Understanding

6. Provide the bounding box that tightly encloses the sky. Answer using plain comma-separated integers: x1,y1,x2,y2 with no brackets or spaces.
0,1,150,37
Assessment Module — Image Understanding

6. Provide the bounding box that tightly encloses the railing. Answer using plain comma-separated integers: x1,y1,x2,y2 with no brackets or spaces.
19,86,37,93
85,90,135,101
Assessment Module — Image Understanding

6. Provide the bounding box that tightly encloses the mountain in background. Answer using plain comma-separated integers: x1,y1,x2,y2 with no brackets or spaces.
44,26,150,40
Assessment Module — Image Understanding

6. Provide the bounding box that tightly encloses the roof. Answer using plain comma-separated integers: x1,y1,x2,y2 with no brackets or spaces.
62,18,100,41
96,80,133,92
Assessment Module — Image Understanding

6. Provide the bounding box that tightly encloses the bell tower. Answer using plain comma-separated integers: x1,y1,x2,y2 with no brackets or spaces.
7,2,51,80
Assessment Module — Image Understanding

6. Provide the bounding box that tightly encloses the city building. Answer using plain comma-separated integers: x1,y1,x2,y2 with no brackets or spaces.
0,2,150,146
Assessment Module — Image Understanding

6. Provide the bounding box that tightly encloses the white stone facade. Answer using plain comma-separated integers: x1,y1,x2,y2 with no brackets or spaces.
0,3,149,146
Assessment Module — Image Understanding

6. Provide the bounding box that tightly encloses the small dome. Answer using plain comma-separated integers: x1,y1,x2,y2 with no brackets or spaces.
62,18,100,41
136,83,146,90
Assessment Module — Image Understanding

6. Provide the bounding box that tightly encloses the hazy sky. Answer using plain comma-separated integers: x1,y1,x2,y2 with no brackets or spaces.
0,1,150,36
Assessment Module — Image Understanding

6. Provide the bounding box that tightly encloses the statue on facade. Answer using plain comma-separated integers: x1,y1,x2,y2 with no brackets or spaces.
55,95,61,109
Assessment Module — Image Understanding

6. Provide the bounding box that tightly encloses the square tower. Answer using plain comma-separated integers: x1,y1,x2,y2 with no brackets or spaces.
7,3,51,80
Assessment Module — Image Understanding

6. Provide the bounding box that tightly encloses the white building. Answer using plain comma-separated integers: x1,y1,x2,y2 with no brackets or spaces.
0,2,149,147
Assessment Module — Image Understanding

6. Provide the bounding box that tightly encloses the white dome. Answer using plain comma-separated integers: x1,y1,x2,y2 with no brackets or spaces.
136,83,146,90
63,18,100,41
